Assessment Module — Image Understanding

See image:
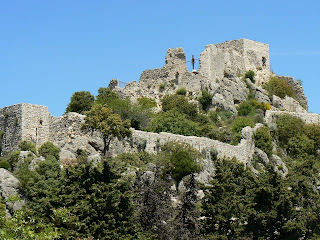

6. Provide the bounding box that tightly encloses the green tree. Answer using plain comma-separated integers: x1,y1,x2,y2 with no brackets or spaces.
38,142,60,160
82,104,131,155
147,110,199,136
275,114,305,148
198,89,213,111
263,77,295,99
18,140,37,154
161,142,200,183
65,91,94,114
254,126,273,156
162,95,198,119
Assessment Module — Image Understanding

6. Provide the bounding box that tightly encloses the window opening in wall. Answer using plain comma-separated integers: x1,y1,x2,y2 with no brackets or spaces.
39,120,43,125
262,57,266,67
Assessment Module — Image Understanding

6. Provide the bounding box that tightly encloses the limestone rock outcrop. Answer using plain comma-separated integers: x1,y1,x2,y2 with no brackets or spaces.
0,168,25,214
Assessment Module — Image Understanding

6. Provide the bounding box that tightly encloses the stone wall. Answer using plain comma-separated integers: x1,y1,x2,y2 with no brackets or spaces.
0,104,23,155
265,110,320,125
21,104,50,148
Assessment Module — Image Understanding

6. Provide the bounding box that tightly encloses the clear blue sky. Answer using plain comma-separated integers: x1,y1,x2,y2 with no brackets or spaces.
1,0,319,116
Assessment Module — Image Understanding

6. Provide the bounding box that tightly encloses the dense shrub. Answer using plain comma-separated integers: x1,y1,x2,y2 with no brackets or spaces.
263,77,294,99
147,110,198,136
254,126,273,156
161,142,200,183
287,134,315,157
65,91,94,114
237,100,255,116
137,96,157,109
237,99,271,116
38,142,60,160
161,95,198,119
275,114,305,147
231,117,255,134
198,89,213,111
304,123,320,149
176,87,187,95
244,70,255,83
19,140,37,154
0,159,10,170
96,88,154,130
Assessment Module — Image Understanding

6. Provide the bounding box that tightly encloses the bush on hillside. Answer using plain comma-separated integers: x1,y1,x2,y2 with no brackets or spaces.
244,70,255,83
161,95,198,119
161,142,200,183
19,140,37,154
254,126,273,156
147,110,199,136
275,114,305,147
304,123,320,149
263,77,294,99
38,142,60,160
176,87,187,95
198,89,213,111
231,117,255,134
287,134,315,157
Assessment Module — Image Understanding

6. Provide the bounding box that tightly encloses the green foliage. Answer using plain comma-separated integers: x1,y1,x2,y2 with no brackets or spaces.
0,159,10,170
0,209,60,239
147,110,199,136
25,157,140,239
244,70,255,83
198,89,213,111
18,140,37,154
96,88,155,130
5,151,20,171
161,142,200,183
65,91,94,114
176,87,187,95
202,157,320,239
162,95,198,119
82,104,131,154
254,126,273,156
231,117,255,134
237,99,271,116
287,134,315,157
304,123,320,149
263,76,295,99
275,114,305,148
38,142,60,160
137,96,157,109
237,100,255,116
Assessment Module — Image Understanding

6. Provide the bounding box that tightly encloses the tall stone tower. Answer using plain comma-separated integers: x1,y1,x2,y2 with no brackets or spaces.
199,39,270,84
0,103,50,155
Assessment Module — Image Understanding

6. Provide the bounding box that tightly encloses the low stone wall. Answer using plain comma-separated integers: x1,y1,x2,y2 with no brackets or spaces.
265,110,320,125
129,127,255,163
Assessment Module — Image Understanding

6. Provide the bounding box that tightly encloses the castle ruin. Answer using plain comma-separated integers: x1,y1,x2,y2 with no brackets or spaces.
0,38,313,158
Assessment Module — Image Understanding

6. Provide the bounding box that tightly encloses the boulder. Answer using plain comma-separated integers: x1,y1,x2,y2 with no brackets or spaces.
0,168,24,213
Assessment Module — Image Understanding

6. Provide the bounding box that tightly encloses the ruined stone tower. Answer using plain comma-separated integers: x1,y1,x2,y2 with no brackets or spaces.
199,39,270,84
0,103,50,155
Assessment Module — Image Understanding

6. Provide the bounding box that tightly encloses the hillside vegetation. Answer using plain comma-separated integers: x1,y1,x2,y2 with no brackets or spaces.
1,73,320,239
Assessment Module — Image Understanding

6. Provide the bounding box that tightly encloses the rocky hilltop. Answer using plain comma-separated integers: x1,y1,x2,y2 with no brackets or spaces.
1,39,320,239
